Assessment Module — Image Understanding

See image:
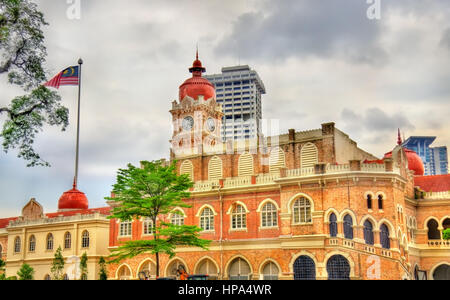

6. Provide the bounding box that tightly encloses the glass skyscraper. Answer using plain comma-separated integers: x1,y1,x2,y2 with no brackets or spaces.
205,65,266,141
403,136,449,175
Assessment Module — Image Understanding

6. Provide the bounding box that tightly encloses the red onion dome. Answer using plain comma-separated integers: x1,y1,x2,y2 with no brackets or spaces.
179,52,215,101
58,182,89,210
384,148,425,176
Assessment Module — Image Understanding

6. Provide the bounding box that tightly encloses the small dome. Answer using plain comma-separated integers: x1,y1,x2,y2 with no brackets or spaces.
384,148,425,176
179,52,215,101
58,182,89,211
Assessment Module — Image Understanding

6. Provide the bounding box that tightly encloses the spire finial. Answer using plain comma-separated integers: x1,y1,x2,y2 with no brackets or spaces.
196,44,199,61
73,177,77,189
397,129,403,146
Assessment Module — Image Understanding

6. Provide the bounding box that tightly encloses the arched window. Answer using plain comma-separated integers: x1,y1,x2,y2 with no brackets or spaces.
44,274,51,281
367,194,372,210
301,143,318,168
63,274,69,280
293,256,316,280
29,235,36,252
262,262,279,280
167,260,187,279
261,203,277,228
119,221,132,237
443,218,450,230
180,160,194,181
327,255,350,280
196,259,218,279
427,219,440,240
138,260,156,280
292,198,312,224
380,224,390,249
231,204,247,230
343,215,354,240
200,208,214,231
143,218,154,236
329,213,338,237
378,195,384,210
171,210,185,226
14,237,21,253
269,147,286,173
118,265,132,280
363,220,374,245
432,264,450,280
81,231,90,248
229,258,251,280
238,152,254,176
208,156,223,181
46,234,54,250
64,232,72,249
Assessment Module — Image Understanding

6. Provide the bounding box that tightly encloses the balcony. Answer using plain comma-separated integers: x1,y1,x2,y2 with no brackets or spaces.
192,163,398,193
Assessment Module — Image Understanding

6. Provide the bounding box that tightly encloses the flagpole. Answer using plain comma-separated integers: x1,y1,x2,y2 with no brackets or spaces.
74,58,83,188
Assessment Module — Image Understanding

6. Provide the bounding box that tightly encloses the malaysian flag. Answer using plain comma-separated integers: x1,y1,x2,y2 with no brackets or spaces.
44,66,79,89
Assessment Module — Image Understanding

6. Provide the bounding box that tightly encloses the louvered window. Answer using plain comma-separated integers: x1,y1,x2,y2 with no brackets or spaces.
301,143,318,168
269,147,286,173
208,156,223,180
197,259,218,278
238,152,254,176
180,160,194,181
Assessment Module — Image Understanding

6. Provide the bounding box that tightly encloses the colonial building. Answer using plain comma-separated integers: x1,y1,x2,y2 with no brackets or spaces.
107,56,450,280
0,183,110,280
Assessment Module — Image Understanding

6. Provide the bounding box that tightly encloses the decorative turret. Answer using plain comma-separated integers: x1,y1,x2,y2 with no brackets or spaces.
179,51,215,101
58,179,89,211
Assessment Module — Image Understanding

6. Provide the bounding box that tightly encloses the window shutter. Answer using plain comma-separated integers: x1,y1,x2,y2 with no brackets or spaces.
208,156,223,180
269,147,286,173
238,152,254,176
301,143,318,168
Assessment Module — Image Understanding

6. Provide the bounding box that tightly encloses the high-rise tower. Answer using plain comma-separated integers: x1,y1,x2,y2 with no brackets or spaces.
205,65,266,141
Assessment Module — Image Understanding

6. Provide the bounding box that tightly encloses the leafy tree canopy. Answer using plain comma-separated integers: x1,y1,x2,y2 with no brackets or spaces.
0,0,69,167
105,160,210,276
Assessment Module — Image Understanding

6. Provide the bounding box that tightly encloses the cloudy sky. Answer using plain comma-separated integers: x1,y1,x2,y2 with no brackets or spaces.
1,0,449,217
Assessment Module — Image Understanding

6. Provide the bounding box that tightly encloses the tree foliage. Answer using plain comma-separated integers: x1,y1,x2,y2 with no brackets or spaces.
98,256,108,280
0,258,5,280
443,228,450,241
79,252,88,280
105,160,211,277
50,246,65,280
17,263,34,280
0,0,69,167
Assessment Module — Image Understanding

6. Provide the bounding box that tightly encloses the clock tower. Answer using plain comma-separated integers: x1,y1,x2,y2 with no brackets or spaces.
170,52,223,159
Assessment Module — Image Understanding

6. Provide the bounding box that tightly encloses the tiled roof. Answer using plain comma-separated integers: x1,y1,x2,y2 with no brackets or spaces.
0,217,18,229
0,207,111,229
414,175,450,192
45,207,111,218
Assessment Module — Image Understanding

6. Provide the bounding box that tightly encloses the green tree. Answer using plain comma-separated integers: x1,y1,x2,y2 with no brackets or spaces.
98,256,108,280
0,258,6,280
0,0,69,167
50,246,64,280
443,228,450,241
79,252,88,280
17,263,34,280
105,160,211,277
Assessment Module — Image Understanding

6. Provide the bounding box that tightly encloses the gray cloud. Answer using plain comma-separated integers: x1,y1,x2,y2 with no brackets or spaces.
215,0,387,65
341,107,414,133
441,28,450,50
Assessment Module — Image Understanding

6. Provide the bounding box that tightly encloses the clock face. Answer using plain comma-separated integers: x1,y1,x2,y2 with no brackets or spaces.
182,116,194,131
206,118,216,132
